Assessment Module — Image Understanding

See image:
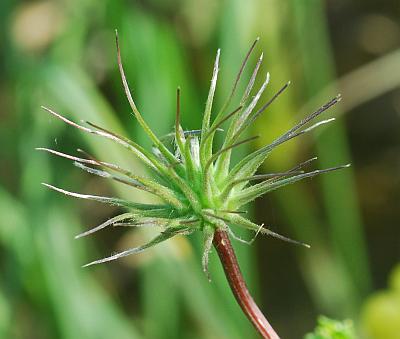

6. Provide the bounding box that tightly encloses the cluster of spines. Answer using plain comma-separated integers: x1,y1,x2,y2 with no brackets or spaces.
38,31,348,273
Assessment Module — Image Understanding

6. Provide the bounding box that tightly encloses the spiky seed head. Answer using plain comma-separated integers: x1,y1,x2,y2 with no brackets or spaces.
39,32,347,275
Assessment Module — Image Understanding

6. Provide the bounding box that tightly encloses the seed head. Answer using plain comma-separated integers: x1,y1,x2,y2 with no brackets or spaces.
38,31,347,276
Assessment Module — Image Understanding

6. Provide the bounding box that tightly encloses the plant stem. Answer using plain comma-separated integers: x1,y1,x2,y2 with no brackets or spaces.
213,229,280,339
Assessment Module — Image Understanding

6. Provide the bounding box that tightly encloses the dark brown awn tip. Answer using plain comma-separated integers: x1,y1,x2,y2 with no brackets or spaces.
250,81,291,122
241,52,264,105
288,94,341,136
248,171,304,180
77,148,96,160
231,171,304,185
203,105,243,142
177,218,200,224
288,157,318,172
166,160,183,168
219,210,247,215
75,149,119,172
205,135,260,173
203,211,231,224
265,94,341,151
218,37,260,116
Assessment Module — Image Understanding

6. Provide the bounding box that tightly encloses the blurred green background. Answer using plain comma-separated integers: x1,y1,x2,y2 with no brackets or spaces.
1,0,399,338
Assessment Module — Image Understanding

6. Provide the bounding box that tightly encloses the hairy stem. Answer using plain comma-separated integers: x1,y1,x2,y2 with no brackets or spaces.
213,229,279,339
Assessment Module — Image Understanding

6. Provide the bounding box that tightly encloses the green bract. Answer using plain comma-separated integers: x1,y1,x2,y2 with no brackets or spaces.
39,32,347,274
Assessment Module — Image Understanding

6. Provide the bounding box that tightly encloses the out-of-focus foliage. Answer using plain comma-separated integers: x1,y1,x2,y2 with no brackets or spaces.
1,0,399,338
304,316,356,339
361,265,400,339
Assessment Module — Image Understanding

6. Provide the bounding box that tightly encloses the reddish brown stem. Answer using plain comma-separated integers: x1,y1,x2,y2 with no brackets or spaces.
213,229,280,339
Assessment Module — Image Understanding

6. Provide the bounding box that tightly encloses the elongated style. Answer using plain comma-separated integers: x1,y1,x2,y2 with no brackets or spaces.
39,31,347,337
